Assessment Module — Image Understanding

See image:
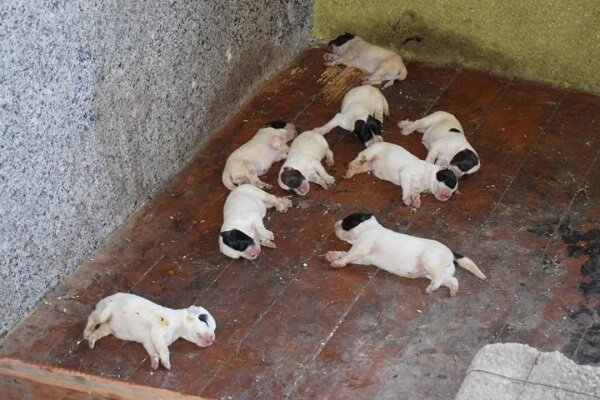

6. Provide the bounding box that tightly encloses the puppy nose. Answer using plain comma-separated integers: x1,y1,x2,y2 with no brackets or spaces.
209,334,215,342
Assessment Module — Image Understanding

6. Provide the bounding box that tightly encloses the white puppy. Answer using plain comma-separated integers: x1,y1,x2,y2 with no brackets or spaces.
219,184,292,259
326,213,487,296
315,85,389,147
324,33,407,89
398,111,480,178
222,121,297,190
345,142,458,208
278,129,335,195
83,292,216,370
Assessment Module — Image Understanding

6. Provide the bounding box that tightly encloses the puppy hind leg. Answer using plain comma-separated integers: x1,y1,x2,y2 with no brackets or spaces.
263,193,292,213
86,323,112,349
425,278,443,295
345,153,371,179
443,277,459,297
142,340,160,370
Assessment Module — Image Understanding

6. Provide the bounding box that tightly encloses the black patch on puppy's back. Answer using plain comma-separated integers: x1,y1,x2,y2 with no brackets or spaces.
265,120,287,129
328,32,355,47
341,213,373,231
220,229,254,252
449,128,461,133
280,167,305,189
352,115,382,146
436,169,457,189
450,149,479,173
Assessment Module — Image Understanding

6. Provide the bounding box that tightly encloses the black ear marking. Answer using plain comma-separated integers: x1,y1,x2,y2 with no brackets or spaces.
449,128,462,133
341,213,373,231
280,167,305,189
450,149,479,172
220,229,255,252
436,169,457,189
265,120,287,129
352,116,382,146
198,313,209,324
328,32,355,47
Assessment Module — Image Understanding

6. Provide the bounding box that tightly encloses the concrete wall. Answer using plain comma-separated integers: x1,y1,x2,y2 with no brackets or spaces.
313,0,600,92
0,0,311,337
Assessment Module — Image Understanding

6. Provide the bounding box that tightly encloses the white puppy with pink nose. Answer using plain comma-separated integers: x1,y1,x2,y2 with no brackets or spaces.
219,184,292,259
278,129,335,195
345,142,458,208
326,213,487,296
324,33,407,88
83,292,216,370
315,85,389,147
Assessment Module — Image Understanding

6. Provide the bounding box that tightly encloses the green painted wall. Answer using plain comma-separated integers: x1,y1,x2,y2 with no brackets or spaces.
313,0,600,92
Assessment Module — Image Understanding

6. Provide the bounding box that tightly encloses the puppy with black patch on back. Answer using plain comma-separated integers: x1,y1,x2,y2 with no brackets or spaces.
398,111,480,178
326,213,487,296
324,33,407,89
278,129,335,196
345,142,458,208
315,85,389,147
222,120,297,190
219,184,292,260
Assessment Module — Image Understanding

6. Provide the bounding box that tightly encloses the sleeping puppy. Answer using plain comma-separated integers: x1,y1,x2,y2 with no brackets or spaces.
398,111,480,178
324,33,407,89
345,142,457,208
315,85,389,147
326,213,487,296
278,129,335,195
219,184,292,260
222,121,297,190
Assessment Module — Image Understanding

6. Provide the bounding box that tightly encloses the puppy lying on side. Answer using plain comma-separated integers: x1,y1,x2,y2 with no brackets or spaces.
326,213,487,296
219,184,292,259
315,85,389,147
398,111,480,178
345,142,458,208
278,129,335,195
83,292,216,370
222,121,297,190
324,33,407,89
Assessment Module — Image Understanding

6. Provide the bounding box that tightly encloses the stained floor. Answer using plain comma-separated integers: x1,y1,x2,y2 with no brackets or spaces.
1,47,600,400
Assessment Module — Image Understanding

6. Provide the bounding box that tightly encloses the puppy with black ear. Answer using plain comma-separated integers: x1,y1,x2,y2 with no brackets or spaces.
219,184,292,260
398,111,480,178
345,142,458,208
315,85,389,147
222,121,297,190
326,213,487,296
278,129,335,196
324,33,407,89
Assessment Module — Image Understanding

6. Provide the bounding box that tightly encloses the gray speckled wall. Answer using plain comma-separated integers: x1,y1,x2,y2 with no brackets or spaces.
0,0,311,337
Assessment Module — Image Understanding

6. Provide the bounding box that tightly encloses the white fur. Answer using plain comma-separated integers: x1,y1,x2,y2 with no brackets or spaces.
83,292,216,370
326,215,486,296
219,184,292,259
324,36,407,88
315,85,389,146
222,123,297,190
345,142,457,208
278,129,335,195
398,111,480,177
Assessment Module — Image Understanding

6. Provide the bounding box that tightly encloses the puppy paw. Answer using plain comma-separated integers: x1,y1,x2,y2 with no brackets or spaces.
260,183,273,190
330,260,347,268
397,120,415,135
323,53,336,61
325,175,335,185
325,251,344,262
87,339,96,349
276,198,293,212
324,61,337,67
262,239,277,249
151,354,160,370
411,195,421,209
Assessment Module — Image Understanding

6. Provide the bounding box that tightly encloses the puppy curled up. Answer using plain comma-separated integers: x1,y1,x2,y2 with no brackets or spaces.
324,33,407,89
326,213,487,296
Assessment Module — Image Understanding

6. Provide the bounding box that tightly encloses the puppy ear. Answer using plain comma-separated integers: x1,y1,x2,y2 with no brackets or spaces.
352,120,372,146
280,167,305,189
328,32,355,47
366,115,382,136
265,120,287,129
220,229,255,251
341,213,374,231
187,306,202,316
450,149,479,173
436,169,457,189
449,128,462,133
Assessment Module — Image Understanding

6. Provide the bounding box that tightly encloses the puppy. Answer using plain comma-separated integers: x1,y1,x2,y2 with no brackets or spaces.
219,184,292,260
345,142,457,208
315,85,389,146
278,129,335,195
83,293,216,370
222,121,297,190
324,33,407,89
326,213,487,296
398,111,480,178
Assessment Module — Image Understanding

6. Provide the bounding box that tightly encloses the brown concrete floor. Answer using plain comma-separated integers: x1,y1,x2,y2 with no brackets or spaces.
1,47,600,400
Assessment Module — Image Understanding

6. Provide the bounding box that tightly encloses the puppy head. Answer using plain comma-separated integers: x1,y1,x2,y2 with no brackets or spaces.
327,32,355,53
432,169,458,201
183,306,217,347
219,229,261,260
334,213,376,243
352,115,382,147
279,167,310,195
449,149,480,178
264,120,297,141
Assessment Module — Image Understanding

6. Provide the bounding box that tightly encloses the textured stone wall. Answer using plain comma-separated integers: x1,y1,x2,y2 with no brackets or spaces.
0,0,311,337
313,0,600,92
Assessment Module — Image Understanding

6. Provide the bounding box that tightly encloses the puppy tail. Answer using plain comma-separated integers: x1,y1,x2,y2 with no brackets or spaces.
452,251,487,280
222,172,237,190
